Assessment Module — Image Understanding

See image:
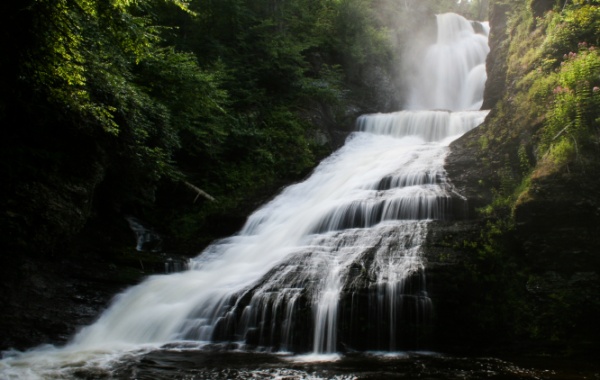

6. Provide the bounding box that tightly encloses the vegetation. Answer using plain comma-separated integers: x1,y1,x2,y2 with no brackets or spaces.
447,0,600,355
1,0,481,255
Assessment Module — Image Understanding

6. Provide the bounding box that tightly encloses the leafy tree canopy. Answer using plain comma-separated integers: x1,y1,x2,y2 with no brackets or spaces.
0,0,469,253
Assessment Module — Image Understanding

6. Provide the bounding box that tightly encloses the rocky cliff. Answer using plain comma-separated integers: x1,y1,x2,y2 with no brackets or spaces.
427,0,600,356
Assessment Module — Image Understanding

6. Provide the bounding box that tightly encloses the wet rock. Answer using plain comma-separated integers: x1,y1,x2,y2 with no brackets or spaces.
481,2,511,110
436,0,600,355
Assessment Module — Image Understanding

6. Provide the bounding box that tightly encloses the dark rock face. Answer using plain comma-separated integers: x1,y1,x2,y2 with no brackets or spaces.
509,170,600,353
480,2,511,110
435,0,600,355
0,244,180,350
338,272,434,352
421,220,489,352
0,254,125,350
445,123,494,216
514,171,600,273
531,0,557,18
0,135,119,350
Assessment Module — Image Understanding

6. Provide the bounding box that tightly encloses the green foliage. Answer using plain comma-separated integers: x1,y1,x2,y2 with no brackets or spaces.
0,0,234,252
504,2,600,172
331,0,392,66
543,3,600,59
1,0,471,253
542,47,600,164
454,0,490,21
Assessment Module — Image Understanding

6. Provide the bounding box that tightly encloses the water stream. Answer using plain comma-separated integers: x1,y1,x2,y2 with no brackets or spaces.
0,13,513,379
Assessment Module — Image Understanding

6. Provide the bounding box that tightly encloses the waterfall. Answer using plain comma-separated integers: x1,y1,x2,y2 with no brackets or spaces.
63,13,489,354
407,14,489,111
0,12,489,377
125,216,162,252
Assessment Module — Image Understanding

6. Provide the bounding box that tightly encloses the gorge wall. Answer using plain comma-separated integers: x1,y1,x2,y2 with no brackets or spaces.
426,0,600,355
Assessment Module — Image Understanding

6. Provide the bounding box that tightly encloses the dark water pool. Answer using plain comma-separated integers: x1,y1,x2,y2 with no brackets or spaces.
91,348,599,380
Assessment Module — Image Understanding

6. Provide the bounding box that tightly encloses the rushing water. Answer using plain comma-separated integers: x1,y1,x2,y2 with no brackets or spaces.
0,12,534,379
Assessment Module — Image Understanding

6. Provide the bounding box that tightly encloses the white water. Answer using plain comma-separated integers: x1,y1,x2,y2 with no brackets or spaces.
0,12,489,379
407,14,489,111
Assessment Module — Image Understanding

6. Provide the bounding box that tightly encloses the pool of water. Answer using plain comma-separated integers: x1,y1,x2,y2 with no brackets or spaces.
74,346,599,380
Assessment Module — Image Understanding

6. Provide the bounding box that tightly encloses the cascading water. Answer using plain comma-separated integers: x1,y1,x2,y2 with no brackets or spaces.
0,12,490,378
407,14,489,111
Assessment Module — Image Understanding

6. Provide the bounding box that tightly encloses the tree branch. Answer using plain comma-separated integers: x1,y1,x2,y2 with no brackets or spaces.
183,181,216,202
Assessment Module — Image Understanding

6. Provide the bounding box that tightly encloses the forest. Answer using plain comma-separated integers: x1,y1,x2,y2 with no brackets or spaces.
0,0,484,255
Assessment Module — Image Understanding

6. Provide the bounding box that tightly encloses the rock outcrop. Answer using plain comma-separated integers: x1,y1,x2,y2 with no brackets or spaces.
430,0,600,355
